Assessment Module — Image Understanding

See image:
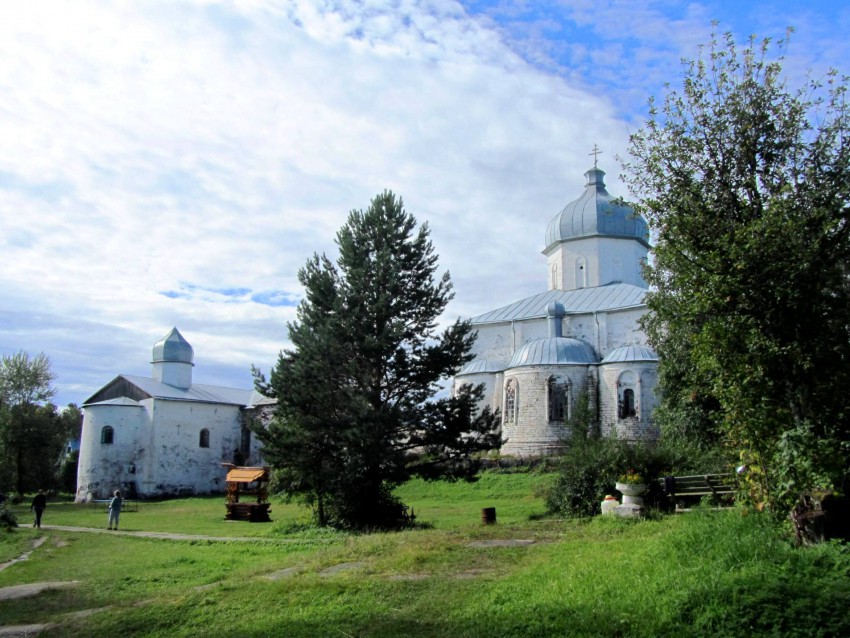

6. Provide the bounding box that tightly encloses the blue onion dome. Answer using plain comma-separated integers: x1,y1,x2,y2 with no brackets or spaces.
456,359,507,376
508,337,597,368
545,167,649,251
601,345,658,364
152,327,194,364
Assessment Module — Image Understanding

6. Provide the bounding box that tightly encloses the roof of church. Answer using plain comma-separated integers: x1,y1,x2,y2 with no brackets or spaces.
544,167,649,251
83,374,268,407
470,283,647,324
508,337,597,368
152,327,194,364
601,345,658,363
456,359,507,376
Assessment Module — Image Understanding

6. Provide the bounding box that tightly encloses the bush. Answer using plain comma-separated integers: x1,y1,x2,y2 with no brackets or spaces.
0,506,18,530
545,438,730,518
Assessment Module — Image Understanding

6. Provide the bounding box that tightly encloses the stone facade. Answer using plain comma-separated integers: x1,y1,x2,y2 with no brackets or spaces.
76,328,272,500
453,164,659,456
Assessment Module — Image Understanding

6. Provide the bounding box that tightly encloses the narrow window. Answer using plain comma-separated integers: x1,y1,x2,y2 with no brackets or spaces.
548,377,568,422
199,428,210,448
504,379,517,424
619,388,636,418
576,257,587,288
101,426,114,445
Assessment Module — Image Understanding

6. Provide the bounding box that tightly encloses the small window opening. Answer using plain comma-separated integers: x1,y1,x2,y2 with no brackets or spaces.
101,426,114,445
619,388,636,419
548,377,568,423
199,428,210,448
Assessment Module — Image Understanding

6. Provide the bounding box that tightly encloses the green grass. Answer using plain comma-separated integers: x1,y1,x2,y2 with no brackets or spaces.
1,472,849,637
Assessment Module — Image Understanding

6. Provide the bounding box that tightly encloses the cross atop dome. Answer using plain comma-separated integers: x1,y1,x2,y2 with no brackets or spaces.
589,144,602,168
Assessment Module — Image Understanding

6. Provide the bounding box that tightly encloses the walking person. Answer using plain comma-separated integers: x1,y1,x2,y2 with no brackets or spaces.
30,490,47,528
107,490,122,530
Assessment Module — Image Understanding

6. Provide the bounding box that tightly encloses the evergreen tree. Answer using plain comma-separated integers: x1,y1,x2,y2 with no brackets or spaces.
255,191,500,529
622,32,850,512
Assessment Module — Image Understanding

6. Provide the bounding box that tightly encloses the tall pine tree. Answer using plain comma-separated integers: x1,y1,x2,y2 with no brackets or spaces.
255,191,500,529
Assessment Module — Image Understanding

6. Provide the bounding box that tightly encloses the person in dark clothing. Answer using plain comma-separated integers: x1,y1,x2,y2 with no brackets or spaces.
30,490,47,528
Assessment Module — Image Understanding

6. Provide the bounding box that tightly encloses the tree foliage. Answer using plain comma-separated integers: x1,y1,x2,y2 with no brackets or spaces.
254,191,500,529
0,352,80,495
622,32,850,513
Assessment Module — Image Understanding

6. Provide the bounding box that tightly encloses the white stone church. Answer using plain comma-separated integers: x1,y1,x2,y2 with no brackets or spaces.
453,164,659,456
76,328,273,500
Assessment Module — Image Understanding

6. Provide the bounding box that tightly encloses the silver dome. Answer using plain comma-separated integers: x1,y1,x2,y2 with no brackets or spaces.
545,167,649,251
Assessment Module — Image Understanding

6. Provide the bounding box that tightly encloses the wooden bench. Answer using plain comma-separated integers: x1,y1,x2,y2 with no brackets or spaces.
659,474,735,511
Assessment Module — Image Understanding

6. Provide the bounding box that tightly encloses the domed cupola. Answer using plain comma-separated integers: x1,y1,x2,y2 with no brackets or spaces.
151,327,194,389
543,163,650,291
545,167,649,250
507,301,597,368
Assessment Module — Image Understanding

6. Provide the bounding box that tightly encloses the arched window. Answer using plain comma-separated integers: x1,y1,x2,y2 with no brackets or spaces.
619,388,636,418
548,377,569,423
576,257,587,289
504,379,517,424
101,426,114,445
199,428,210,448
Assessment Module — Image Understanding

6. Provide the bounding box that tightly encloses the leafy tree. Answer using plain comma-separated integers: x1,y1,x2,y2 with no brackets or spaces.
254,191,500,529
0,352,78,495
622,31,850,513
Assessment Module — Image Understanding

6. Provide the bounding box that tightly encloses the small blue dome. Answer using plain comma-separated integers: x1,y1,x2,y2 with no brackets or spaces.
152,327,194,364
601,345,658,364
508,338,597,368
545,167,649,251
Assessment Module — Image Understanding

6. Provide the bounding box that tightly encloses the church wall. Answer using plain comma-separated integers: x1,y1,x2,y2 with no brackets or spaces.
546,237,647,291
143,400,243,496
76,404,146,500
598,361,659,440
603,308,649,358
595,238,648,288
241,403,273,467
501,365,590,457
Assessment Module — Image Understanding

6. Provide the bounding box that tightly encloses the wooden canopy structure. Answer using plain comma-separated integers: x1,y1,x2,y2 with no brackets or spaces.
223,464,271,522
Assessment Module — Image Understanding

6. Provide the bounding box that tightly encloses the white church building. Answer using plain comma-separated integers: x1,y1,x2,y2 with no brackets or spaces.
76,328,272,500
453,164,659,456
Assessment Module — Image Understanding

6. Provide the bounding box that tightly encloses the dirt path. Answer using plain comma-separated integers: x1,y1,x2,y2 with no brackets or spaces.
37,525,310,543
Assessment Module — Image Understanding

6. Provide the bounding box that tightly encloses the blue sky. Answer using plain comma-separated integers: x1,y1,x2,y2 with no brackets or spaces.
1,0,847,407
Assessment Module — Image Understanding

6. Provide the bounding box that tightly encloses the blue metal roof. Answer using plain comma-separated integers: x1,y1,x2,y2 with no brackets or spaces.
545,167,649,251
508,337,597,368
456,359,507,376
84,374,266,407
601,345,658,363
470,283,647,324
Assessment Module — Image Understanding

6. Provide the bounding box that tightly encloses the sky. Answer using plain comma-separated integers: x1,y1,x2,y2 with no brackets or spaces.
1,0,848,408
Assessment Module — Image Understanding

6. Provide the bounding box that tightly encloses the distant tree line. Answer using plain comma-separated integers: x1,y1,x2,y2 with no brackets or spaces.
0,351,82,496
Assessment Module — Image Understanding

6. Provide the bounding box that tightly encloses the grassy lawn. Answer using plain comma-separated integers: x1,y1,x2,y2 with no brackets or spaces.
2,471,849,637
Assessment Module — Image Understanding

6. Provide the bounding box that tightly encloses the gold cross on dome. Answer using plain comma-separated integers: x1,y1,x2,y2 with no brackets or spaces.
589,144,602,167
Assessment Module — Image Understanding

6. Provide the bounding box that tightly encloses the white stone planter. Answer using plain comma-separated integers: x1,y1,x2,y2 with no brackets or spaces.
615,482,646,506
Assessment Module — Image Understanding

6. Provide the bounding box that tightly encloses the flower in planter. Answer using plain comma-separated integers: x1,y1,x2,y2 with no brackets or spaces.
618,469,644,485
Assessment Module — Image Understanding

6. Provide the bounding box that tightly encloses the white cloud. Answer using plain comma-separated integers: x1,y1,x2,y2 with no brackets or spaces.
0,0,844,406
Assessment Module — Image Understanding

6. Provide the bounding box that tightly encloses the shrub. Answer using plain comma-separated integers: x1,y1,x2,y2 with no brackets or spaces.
545,438,727,517
0,506,18,530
